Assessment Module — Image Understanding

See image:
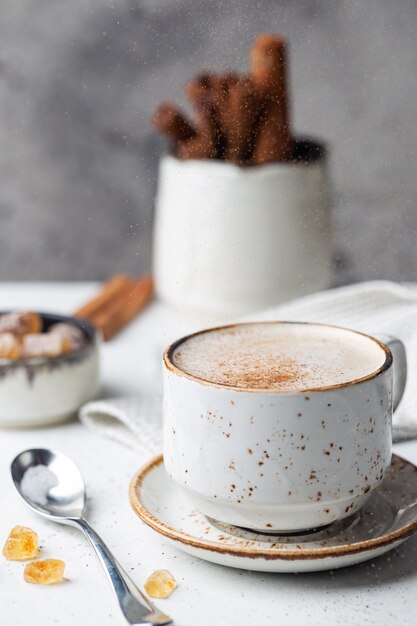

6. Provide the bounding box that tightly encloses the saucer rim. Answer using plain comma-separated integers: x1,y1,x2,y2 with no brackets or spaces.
129,453,417,561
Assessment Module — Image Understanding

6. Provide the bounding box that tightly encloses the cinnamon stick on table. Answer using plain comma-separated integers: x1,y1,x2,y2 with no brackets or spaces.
90,276,153,341
74,273,133,320
74,274,153,341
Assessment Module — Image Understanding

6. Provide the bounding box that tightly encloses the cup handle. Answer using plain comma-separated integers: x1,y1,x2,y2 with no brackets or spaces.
377,335,407,412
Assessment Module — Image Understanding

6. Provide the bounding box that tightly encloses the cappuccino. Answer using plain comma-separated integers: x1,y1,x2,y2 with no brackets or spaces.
170,322,387,392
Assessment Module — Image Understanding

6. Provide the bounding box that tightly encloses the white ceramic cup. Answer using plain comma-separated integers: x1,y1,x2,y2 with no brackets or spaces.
163,322,407,532
153,140,332,318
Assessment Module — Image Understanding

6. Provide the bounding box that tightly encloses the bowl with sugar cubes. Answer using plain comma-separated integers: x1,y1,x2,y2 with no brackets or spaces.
0,311,99,427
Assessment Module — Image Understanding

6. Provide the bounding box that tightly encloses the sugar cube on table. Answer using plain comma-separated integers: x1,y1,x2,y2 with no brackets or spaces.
144,569,177,599
2,525,38,561
24,559,65,585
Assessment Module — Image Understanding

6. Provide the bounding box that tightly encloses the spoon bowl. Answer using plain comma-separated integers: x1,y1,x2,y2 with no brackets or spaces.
12,448,86,520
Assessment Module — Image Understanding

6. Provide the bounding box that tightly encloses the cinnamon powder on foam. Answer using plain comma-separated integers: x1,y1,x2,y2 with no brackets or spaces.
171,325,384,392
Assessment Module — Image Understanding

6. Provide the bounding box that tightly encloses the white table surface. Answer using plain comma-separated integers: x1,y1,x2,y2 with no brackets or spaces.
1,282,417,626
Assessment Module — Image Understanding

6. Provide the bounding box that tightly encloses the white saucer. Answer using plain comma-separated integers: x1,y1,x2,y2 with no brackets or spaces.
129,454,417,573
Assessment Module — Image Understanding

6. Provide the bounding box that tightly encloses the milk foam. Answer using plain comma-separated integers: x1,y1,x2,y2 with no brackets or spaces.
171,323,387,391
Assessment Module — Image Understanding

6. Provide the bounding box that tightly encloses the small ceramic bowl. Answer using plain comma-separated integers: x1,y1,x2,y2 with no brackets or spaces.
0,312,100,428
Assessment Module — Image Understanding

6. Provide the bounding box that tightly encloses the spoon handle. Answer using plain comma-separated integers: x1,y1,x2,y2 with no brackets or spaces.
73,518,172,626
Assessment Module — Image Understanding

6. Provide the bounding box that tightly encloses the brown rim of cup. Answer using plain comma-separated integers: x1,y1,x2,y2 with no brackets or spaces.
163,321,392,394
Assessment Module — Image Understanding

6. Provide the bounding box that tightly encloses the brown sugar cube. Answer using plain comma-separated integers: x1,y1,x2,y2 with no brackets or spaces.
0,333,22,359
2,525,38,561
144,569,177,599
250,33,292,164
0,311,42,336
22,333,72,358
151,102,196,144
24,559,65,585
48,323,85,350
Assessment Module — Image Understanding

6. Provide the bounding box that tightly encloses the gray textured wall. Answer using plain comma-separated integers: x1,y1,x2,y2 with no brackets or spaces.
1,1,416,282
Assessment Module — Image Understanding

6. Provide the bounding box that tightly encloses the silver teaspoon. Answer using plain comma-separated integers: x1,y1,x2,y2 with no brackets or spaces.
11,448,172,626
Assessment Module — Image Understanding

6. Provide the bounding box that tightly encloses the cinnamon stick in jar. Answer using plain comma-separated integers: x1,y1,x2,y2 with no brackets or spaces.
223,78,259,164
250,34,292,164
180,73,224,159
151,103,196,145
184,72,214,103
177,132,217,160
210,72,240,139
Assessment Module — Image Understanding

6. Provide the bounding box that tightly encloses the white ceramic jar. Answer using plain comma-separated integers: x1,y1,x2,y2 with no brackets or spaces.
153,141,332,317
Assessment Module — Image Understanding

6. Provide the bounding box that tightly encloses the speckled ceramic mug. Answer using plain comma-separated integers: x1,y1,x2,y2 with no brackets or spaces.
162,322,407,532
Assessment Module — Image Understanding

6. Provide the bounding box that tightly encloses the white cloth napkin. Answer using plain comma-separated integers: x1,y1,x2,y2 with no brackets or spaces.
79,280,417,453
79,395,163,456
